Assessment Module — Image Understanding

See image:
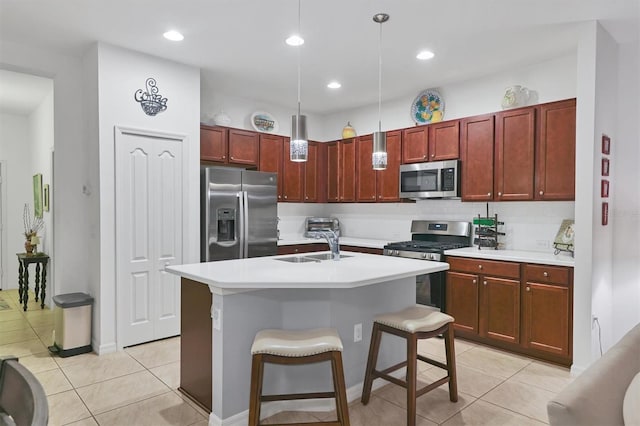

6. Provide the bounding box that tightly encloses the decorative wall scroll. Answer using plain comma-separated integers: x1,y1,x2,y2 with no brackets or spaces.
134,78,168,116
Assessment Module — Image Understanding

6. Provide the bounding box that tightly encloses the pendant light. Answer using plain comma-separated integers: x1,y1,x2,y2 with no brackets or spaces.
290,0,308,162
372,12,389,170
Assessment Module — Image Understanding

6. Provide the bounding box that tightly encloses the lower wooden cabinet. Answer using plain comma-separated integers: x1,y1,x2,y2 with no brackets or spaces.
446,256,573,365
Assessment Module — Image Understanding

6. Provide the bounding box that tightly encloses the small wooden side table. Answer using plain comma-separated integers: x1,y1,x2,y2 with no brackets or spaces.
16,253,50,311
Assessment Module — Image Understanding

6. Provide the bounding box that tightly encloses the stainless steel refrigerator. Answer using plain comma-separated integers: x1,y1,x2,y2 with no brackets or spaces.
201,167,278,261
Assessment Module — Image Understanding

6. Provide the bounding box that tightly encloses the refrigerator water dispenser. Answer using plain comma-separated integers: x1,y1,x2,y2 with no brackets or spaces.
217,208,236,242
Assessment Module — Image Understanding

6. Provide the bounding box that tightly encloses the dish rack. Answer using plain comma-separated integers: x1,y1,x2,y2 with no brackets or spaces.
473,214,505,250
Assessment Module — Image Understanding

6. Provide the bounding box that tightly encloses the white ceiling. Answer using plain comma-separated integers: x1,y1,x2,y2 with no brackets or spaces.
0,0,638,115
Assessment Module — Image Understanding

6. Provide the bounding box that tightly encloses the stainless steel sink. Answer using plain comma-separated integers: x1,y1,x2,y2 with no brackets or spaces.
275,256,319,263
304,253,354,261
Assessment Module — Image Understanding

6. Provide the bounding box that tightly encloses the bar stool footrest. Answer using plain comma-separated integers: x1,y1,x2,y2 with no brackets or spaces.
261,391,336,402
417,354,448,370
266,422,342,426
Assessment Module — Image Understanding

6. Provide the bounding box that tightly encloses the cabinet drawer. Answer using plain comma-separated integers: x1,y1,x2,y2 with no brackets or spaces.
525,264,570,285
448,257,520,279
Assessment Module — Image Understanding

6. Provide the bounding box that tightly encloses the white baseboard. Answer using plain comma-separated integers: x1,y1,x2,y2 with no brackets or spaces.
94,340,116,355
209,368,406,426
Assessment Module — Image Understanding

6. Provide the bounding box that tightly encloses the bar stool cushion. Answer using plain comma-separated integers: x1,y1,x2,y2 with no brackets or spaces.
251,328,343,357
374,305,454,333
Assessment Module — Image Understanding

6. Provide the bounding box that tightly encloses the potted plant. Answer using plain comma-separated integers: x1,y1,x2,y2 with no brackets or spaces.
23,204,43,254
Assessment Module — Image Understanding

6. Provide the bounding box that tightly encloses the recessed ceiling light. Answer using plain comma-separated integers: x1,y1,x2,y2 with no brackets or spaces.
163,30,184,41
286,34,304,46
416,50,435,60
327,81,341,89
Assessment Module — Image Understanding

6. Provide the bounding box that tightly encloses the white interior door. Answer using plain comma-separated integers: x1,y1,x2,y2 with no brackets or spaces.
115,127,184,347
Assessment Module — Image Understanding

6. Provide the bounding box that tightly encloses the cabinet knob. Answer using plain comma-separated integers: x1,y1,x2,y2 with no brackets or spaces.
498,192,502,196
487,192,491,196
473,279,477,284
284,195,288,199
431,154,435,158
222,155,226,159
305,196,308,200
372,196,375,199
543,271,549,277
230,156,234,160
526,286,531,292
539,190,544,195
483,281,487,286
478,264,483,270
423,155,427,159
294,248,299,253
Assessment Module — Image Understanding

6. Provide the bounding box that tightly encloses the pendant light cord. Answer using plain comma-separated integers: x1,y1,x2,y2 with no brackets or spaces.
297,0,302,117
377,19,382,133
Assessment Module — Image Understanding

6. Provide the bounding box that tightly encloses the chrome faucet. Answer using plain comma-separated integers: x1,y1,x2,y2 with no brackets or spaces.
309,230,340,260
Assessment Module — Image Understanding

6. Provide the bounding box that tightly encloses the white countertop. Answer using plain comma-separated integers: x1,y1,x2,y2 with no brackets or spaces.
166,251,448,291
444,247,575,267
277,235,389,249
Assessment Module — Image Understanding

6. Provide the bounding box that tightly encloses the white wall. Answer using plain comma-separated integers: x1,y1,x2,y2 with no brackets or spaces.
27,90,54,305
0,113,32,289
321,54,577,141
611,40,640,342
95,43,201,352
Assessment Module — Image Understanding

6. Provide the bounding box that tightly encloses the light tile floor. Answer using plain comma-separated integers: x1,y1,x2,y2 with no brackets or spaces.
0,289,576,425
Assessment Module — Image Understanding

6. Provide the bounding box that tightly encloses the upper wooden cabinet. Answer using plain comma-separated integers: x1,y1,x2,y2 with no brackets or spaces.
327,142,340,202
461,114,495,201
259,134,284,201
402,126,429,163
402,120,459,164
201,125,258,166
304,142,324,203
200,125,228,163
339,138,357,202
429,120,460,161
282,138,304,202
494,107,536,201
535,99,576,200
356,131,401,202
356,135,377,202
228,129,259,166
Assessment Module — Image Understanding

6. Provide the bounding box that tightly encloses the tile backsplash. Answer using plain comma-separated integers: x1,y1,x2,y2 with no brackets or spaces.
278,200,575,253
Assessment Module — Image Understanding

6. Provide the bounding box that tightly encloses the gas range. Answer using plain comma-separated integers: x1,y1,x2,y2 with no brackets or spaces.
384,220,472,261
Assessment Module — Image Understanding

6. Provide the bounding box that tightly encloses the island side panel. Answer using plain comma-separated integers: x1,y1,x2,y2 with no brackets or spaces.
180,278,212,412
217,277,415,420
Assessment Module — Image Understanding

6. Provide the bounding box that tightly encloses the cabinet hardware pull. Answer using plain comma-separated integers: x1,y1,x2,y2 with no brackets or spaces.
487,192,491,196
230,156,234,160
498,192,502,196
431,154,435,158
478,264,483,269
222,156,226,159
483,281,487,286
473,279,477,284
539,190,544,195
284,196,287,199
423,155,427,159
543,271,549,277
526,287,531,292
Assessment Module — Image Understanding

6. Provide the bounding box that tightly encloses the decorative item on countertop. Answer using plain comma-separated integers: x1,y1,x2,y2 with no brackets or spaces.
23,204,44,254
553,219,574,256
134,78,168,116
473,204,504,250
342,122,356,139
411,89,444,124
212,110,232,126
251,111,279,133
501,85,530,109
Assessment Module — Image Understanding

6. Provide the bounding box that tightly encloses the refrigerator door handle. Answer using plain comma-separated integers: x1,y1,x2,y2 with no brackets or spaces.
237,191,245,258
242,190,249,258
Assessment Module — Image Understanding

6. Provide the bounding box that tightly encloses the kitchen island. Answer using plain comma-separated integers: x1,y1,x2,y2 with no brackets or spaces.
166,251,448,425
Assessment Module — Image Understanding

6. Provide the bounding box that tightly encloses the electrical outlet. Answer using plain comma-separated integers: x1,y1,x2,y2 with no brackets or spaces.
536,239,550,249
213,308,222,330
354,323,362,342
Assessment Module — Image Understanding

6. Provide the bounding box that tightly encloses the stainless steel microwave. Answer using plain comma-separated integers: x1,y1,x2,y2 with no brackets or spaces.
399,160,460,199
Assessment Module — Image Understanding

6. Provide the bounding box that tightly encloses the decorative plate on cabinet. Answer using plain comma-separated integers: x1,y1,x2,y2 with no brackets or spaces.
411,89,444,124
250,111,279,133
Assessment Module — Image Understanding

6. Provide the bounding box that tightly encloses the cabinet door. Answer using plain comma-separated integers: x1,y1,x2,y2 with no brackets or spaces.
402,126,429,163
228,129,259,165
461,114,495,201
377,130,402,201
304,142,319,202
356,135,377,202
259,134,284,201
522,281,571,357
446,272,479,334
535,99,576,200
428,120,460,161
327,142,340,202
282,138,304,202
340,138,356,202
495,107,535,201
200,125,228,162
480,276,520,344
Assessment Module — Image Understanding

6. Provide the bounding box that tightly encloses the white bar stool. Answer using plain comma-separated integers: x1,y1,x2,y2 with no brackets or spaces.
361,306,458,426
249,328,350,426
